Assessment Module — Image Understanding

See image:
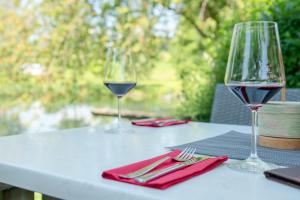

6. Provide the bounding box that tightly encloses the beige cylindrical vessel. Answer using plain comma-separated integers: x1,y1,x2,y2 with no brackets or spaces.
258,101,300,149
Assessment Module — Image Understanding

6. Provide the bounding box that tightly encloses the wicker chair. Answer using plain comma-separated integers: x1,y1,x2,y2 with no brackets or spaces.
210,84,300,125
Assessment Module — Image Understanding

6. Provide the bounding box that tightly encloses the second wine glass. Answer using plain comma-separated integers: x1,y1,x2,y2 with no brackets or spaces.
225,21,285,173
104,48,136,133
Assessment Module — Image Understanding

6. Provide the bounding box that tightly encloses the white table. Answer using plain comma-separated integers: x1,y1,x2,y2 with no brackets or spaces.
0,122,298,200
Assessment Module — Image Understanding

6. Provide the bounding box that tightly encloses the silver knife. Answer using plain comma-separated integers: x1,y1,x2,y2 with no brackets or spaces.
135,157,208,183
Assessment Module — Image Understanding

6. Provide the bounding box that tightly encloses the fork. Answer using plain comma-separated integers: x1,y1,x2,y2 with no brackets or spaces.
135,157,207,183
120,147,196,179
152,119,179,127
136,118,176,126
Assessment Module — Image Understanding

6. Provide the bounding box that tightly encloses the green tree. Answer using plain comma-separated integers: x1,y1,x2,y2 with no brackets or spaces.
0,0,298,121
265,0,300,87
0,0,169,110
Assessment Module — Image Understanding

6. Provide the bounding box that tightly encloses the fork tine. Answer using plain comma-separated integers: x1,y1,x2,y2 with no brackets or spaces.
180,147,193,160
187,148,196,160
179,147,191,159
181,147,196,160
187,147,196,159
176,147,189,158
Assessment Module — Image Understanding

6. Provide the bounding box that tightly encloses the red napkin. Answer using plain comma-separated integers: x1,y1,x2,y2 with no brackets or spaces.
131,118,191,127
102,150,228,189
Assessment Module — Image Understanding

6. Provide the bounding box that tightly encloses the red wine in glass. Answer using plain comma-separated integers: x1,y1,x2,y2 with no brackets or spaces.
104,82,136,98
227,84,283,110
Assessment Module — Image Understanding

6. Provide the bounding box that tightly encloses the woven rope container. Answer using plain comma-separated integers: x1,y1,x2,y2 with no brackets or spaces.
258,101,300,149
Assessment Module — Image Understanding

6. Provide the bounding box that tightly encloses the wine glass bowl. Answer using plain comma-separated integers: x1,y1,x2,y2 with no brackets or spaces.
104,48,136,133
225,21,285,84
225,21,285,173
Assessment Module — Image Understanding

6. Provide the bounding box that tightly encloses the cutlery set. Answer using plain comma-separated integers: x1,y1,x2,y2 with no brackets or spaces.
131,118,191,127
120,147,209,183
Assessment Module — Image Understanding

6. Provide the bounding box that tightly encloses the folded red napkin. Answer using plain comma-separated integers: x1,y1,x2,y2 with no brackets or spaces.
131,118,191,127
102,150,228,189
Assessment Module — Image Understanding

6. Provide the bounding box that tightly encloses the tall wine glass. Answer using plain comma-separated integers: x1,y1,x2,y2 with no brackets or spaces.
225,21,285,173
104,48,136,133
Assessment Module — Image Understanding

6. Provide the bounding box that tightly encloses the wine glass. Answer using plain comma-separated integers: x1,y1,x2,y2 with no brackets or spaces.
104,48,136,133
225,21,285,173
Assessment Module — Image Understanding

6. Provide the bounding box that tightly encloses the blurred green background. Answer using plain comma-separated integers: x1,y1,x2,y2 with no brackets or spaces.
0,0,299,136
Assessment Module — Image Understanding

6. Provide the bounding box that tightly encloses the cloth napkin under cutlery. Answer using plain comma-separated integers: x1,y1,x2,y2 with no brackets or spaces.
132,118,191,127
102,150,228,189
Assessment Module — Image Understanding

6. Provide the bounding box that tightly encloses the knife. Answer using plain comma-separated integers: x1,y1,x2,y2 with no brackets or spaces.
135,157,208,183
119,156,172,179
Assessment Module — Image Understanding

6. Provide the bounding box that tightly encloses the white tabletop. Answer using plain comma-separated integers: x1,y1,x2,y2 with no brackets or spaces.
0,122,298,200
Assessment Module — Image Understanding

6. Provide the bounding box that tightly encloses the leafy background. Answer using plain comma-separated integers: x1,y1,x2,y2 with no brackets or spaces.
0,0,299,124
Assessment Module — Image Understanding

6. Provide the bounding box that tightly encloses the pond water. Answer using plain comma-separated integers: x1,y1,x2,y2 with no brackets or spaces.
0,102,127,136
0,99,175,136
0,83,179,136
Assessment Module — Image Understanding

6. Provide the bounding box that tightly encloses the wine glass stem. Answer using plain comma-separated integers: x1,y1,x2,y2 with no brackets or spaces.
250,109,258,159
117,97,121,128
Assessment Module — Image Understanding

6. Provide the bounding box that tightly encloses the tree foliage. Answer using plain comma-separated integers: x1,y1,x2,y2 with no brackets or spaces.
0,0,298,120
265,0,300,87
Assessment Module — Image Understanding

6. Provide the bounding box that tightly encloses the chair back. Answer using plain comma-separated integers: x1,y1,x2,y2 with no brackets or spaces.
210,84,300,125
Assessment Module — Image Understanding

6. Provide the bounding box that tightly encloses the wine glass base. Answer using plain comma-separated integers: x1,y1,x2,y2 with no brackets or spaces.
104,126,134,134
104,118,135,134
227,157,280,173
88,127,96,133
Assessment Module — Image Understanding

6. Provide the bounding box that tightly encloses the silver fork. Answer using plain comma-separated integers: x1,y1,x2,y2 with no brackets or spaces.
135,157,205,183
120,147,196,179
152,119,178,127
